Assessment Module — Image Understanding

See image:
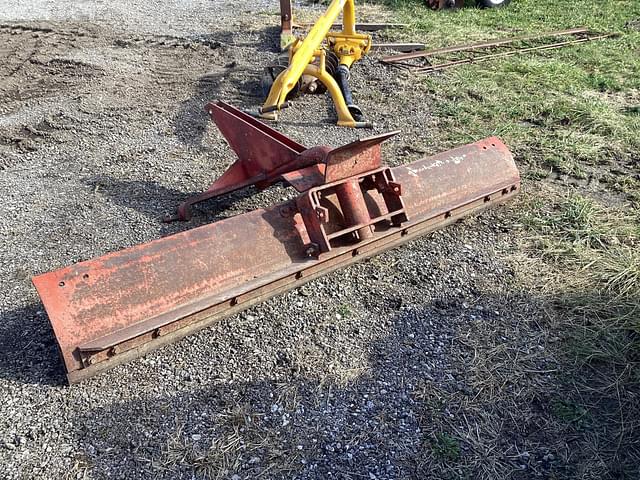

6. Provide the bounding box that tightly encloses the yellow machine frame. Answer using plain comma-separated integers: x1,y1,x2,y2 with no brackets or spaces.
261,0,371,128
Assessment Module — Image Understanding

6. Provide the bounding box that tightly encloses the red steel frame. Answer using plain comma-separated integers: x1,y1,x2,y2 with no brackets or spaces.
32,102,520,383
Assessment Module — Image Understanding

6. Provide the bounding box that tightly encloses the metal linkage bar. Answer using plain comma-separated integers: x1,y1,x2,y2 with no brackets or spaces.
280,0,294,49
382,27,590,63
414,33,617,73
295,22,408,31
371,42,425,52
381,28,618,73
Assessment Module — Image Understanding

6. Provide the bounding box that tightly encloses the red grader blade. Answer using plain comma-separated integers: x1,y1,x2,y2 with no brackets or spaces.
32,102,520,383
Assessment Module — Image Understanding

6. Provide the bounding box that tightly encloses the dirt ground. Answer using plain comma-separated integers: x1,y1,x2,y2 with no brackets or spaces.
0,1,629,479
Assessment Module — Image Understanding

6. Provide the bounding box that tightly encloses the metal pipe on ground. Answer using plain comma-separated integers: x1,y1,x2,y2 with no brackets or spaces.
382,27,591,64
412,33,618,72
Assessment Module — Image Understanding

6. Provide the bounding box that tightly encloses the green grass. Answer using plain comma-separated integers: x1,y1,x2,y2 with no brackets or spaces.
515,190,639,475
431,432,461,461
377,0,640,361
521,194,640,250
374,0,640,476
377,0,640,176
520,193,640,305
552,399,589,427
520,193,640,368
337,303,352,318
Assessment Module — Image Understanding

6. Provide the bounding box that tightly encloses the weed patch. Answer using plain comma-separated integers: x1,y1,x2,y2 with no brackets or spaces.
431,432,461,461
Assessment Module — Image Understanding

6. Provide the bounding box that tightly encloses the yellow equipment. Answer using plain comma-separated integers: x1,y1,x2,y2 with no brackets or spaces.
260,0,372,128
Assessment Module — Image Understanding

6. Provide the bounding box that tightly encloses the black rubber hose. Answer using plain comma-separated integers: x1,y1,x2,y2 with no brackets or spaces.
335,64,365,122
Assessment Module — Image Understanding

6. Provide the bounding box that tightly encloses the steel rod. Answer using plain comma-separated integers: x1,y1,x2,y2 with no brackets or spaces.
371,42,425,52
381,27,590,63
413,33,616,72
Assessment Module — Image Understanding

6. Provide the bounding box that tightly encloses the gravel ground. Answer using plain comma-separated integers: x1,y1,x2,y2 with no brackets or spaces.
0,2,558,479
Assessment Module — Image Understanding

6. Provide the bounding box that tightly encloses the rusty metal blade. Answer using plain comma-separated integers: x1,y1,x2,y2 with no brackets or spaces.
32,137,520,383
208,101,306,170
324,131,399,183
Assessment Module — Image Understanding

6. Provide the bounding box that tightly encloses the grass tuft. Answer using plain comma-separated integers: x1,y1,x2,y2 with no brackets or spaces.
514,189,640,475
431,432,461,462
552,399,589,427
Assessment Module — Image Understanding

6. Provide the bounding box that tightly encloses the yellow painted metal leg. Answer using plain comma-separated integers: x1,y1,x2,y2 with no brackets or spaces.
260,63,371,128
259,0,372,127
260,71,287,120
302,65,356,127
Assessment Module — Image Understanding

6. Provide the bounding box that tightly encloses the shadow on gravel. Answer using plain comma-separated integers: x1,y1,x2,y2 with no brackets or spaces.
65,288,640,479
0,303,66,386
172,27,280,148
70,305,453,479
84,176,273,233
172,67,264,148
66,297,576,479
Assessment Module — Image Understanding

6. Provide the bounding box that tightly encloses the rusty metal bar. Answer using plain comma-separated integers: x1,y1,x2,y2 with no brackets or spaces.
411,33,617,72
296,22,408,31
371,42,425,52
381,27,590,63
280,0,293,34
280,0,294,50
334,22,407,31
